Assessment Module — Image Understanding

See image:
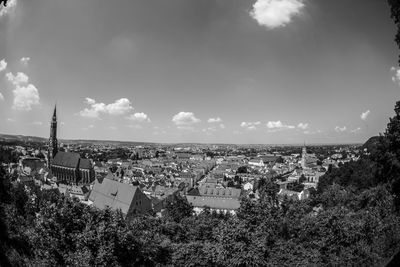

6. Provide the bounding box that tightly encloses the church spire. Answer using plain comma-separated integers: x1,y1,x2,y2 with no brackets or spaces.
53,104,57,119
48,105,58,167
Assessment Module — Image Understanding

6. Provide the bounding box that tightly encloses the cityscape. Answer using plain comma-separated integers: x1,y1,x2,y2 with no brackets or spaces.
1,0,400,266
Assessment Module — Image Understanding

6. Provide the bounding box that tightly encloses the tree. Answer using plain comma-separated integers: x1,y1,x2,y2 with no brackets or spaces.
237,166,247,174
165,194,193,223
388,0,400,63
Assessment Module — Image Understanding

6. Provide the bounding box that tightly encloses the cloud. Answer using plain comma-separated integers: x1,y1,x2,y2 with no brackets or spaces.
220,124,226,129
0,0,17,18
177,126,195,131
6,72,28,85
250,0,304,29
79,97,133,118
266,120,295,131
126,112,151,122
32,121,43,126
360,110,370,121
334,126,346,133
172,112,201,126
109,126,117,130
127,124,143,130
391,66,400,85
7,118,15,122
297,122,309,130
208,117,222,123
241,121,261,130
6,71,40,111
0,92,3,101
351,127,361,133
20,57,30,65
0,59,7,72
202,126,217,135
304,129,323,135
11,84,40,110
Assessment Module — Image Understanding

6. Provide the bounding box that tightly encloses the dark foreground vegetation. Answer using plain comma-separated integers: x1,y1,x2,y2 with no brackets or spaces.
1,101,400,266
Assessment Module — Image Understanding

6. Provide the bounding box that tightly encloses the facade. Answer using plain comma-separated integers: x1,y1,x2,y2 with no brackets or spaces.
186,186,242,214
51,151,95,185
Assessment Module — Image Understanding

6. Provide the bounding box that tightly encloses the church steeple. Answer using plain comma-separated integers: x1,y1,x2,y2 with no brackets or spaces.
48,105,58,167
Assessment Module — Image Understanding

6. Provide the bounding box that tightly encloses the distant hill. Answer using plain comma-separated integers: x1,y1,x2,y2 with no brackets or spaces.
0,133,154,146
0,133,364,147
0,134,47,143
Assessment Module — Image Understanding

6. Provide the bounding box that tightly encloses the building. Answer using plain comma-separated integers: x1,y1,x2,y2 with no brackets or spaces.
48,105,58,167
47,106,95,185
51,151,95,184
186,186,242,214
89,177,152,220
248,158,264,167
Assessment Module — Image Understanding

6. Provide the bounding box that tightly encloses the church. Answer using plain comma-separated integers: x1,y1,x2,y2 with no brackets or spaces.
48,106,95,185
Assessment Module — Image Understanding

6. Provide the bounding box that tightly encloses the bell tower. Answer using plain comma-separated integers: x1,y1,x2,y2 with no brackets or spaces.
48,105,58,167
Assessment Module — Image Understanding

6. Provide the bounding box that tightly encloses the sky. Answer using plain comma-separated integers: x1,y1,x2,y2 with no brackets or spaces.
0,0,399,144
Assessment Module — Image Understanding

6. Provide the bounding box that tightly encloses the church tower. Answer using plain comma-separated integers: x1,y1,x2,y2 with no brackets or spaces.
301,142,307,169
48,105,58,167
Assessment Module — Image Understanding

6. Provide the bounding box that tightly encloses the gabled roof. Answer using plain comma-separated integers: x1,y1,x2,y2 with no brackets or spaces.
52,151,80,168
89,178,139,215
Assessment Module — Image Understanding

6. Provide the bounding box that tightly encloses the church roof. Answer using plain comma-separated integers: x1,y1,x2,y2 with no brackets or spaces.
52,151,80,168
89,178,139,215
79,158,92,169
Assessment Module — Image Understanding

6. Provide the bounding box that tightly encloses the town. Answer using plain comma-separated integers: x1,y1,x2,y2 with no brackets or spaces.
0,107,363,219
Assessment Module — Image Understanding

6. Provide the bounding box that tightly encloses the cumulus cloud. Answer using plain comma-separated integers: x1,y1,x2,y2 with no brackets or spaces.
220,124,226,129
11,84,40,111
297,122,309,130
126,112,150,122
208,117,222,123
266,120,295,131
6,72,29,85
0,59,7,72
335,126,346,133
361,110,370,121
0,0,17,18
7,118,15,122
351,127,361,133
241,121,261,130
250,0,304,29
391,66,400,85
32,121,43,126
6,71,40,111
172,112,201,126
20,57,30,65
0,92,3,101
79,98,133,118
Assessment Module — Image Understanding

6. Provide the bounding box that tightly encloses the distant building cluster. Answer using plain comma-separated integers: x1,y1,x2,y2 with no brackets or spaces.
0,107,362,220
